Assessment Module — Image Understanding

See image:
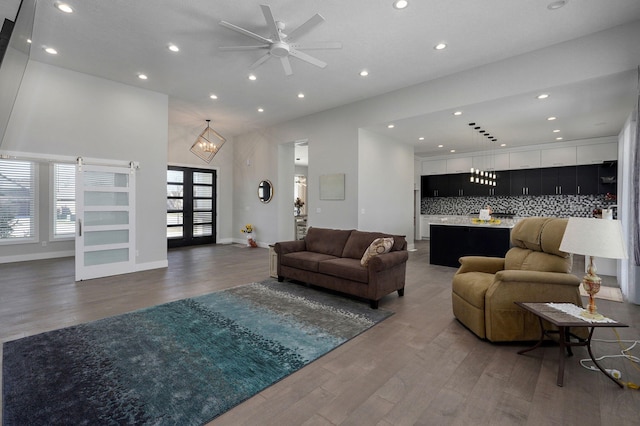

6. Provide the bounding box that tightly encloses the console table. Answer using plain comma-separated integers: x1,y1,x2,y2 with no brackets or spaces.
515,302,628,387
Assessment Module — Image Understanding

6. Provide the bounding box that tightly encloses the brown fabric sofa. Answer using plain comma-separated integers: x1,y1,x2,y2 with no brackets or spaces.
452,217,583,342
274,227,408,308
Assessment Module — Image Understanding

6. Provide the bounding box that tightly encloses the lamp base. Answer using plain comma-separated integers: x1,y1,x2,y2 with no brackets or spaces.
582,259,602,319
580,310,605,320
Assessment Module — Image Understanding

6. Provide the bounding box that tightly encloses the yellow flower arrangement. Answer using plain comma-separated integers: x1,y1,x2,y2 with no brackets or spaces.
471,218,501,225
241,224,253,233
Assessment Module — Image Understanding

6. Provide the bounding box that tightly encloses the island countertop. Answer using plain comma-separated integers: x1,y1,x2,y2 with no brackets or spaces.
425,215,520,229
432,220,515,229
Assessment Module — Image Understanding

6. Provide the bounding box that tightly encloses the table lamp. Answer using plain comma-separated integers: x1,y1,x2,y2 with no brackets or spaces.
559,217,627,319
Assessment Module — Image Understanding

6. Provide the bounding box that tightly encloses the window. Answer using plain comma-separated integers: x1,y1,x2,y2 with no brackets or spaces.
0,159,36,242
53,163,76,238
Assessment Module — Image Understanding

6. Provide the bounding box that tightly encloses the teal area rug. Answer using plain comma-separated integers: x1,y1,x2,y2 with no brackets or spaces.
3,279,392,425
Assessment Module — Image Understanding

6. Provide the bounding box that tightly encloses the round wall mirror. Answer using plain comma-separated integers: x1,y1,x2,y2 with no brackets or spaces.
258,180,273,203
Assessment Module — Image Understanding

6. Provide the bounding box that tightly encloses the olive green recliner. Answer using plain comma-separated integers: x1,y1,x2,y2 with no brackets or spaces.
452,217,583,342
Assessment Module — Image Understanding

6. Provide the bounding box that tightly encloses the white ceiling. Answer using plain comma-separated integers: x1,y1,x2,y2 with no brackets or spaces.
2,0,640,159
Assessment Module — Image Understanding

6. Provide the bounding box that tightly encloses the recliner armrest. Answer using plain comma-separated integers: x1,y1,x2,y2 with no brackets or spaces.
274,240,306,255
494,270,581,286
368,250,409,272
456,256,505,275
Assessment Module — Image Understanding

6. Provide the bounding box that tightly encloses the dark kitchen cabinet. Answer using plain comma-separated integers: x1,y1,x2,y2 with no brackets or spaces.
540,166,577,195
576,165,599,195
471,170,510,196
510,169,541,196
597,161,617,195
422,174,449,197
430,224,511,267
449,173,472,197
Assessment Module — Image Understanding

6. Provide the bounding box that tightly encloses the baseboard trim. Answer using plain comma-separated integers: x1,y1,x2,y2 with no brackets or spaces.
0,250,75,264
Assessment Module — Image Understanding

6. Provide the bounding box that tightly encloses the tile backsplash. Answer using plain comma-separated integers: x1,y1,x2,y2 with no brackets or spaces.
421,194,617,218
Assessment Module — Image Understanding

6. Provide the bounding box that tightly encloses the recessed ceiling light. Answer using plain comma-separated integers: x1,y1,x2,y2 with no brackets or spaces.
553,129,560,133
556,137,563,140
359,70,369,77
44,47,58,55
209,94,218,100
138,73,148,80
438,144,443,148
168,43,180,52
547,0,568,10
258,107,264,112
500,143,506,147
248,74,257,81
27,39,32,44
393,0,409,10
297,93,305,98
450,149,456,153
55,2,73,13
453,111,462,116
387,124,395,129
418,137,425,141
547,116,557,121
434,43,447,50
537,93,550,99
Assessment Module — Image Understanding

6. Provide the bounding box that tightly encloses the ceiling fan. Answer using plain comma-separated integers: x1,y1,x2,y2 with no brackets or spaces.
219,5,342,76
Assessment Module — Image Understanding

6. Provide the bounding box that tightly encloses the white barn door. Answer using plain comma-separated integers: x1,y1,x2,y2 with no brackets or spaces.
75,162,136,281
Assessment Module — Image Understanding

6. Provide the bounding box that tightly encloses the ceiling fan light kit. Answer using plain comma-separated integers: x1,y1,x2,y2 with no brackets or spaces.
219,4,343,76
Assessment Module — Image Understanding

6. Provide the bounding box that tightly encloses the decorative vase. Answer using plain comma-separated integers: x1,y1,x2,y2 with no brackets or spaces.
246,233,257,248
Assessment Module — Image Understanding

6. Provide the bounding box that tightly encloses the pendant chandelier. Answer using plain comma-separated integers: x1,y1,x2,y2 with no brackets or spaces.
190,119,226,163
468,122,497,186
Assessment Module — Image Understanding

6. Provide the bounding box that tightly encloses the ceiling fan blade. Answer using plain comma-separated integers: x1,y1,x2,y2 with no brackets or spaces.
289,49,327,68
220,20,272,44
286,13,325,42
290,41,342,50
260,4,282,41
280,56,293,76
219,45,269,51
251,53,272,70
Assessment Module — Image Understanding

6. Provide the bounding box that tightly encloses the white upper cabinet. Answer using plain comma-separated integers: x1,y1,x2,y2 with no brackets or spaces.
541,147,577,167
576,142,617,164
509,150,541,169
472,153,510,171
446,157,473,174
421,159,447,175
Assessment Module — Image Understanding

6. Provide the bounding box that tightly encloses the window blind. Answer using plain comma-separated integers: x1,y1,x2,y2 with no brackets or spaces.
0,159,35,240
53,163,76,237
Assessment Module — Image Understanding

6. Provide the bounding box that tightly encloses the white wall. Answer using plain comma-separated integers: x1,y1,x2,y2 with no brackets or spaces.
167,119,234,244
358,128,414,246
0,61,168,270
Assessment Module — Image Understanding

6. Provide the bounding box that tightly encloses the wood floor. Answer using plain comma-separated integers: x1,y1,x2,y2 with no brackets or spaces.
1,241,639,425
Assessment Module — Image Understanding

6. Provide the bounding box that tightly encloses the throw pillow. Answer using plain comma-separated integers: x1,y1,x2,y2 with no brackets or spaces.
360,237,394,267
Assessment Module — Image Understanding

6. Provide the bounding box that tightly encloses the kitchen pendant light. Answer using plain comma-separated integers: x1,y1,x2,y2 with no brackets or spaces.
468,122,498,186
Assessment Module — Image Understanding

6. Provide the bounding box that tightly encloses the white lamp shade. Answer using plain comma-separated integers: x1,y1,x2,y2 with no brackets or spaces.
559,217,628,259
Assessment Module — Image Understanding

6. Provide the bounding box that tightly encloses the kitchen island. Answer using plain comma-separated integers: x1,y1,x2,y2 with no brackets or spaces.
430,221,514,267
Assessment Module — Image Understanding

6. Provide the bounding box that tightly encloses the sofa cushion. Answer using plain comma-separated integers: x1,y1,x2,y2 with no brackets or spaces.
505,248,572,273
280,251,339,272
342,230,406,259
540,218,571,258
511,217,547,251
305,227,354,257
360,237,394,267
318,258,369,283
